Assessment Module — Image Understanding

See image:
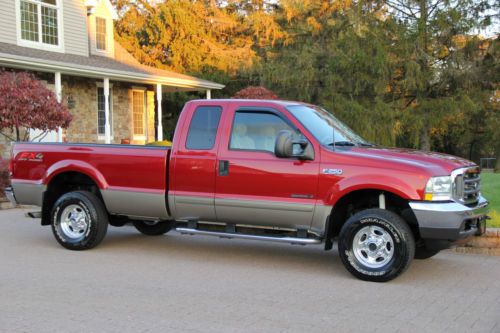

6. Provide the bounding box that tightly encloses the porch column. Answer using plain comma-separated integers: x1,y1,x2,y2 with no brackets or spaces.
156,83,163,141
55,72,63,142
103,78,111,144
206,89,211,100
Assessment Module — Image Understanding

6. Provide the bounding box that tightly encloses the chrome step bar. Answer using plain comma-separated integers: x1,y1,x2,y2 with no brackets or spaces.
175,227,322,245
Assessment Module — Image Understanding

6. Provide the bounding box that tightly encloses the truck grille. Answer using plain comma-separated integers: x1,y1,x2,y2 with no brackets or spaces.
453,167,481,206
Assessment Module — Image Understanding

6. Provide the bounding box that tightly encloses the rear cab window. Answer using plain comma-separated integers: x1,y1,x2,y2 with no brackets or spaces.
186,106,223,150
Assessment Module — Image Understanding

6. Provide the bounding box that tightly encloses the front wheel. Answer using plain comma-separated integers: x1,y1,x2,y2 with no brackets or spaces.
51,191,108,250
133,220,173,236
338,208,415,282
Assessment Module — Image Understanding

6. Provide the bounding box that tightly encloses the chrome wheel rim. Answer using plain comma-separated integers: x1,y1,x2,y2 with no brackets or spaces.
59,204,89,239
352,225,394,269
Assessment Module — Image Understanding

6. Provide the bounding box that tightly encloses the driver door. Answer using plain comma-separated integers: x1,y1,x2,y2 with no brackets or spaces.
214,106,320,229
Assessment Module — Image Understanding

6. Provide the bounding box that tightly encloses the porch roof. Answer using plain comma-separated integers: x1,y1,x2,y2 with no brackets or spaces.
0,42,225,91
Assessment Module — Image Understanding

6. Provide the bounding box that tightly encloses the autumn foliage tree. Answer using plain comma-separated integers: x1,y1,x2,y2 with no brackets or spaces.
0,71,72,142
232,86,278,99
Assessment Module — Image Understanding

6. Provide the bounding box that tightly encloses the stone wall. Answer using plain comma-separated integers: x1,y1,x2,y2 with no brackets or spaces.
63,77,99,143
0,134,11,160
62,76,155,145
112,81,134,143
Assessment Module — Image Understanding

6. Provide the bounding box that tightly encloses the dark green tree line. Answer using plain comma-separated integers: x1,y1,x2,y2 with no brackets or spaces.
113,0,499,165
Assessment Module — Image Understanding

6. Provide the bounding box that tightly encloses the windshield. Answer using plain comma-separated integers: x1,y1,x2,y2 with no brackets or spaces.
287,105,370,147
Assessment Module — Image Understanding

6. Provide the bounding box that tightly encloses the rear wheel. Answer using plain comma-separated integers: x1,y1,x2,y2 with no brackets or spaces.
133,220,173,236
51,191,108,250
338,208,415,282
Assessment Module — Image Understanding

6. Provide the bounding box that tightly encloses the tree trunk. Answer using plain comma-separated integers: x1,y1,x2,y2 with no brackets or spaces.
419,122,431,151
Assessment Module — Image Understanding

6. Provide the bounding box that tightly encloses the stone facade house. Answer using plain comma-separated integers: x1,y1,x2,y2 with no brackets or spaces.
0,0,224,156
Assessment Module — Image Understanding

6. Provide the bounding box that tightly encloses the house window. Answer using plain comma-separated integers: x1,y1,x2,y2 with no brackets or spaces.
95,17,107,51
19,0,60,46
97,87,112,136
132,91,146,136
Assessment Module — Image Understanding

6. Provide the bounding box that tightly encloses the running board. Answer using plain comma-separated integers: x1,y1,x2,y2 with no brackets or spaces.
175,227,322,245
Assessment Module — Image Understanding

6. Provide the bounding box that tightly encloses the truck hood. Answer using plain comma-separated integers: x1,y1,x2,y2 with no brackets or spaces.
336,146,476,175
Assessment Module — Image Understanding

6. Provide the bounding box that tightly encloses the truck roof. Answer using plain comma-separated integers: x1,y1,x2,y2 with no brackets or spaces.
189,99,308,107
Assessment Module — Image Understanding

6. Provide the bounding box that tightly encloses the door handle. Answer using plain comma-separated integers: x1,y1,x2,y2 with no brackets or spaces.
218,160,229,176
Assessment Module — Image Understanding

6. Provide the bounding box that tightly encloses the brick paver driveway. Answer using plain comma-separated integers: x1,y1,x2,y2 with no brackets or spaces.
0,208,499,333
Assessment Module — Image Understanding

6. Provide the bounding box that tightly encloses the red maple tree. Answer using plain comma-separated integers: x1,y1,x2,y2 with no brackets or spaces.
232,86,279,100
0,71,72,141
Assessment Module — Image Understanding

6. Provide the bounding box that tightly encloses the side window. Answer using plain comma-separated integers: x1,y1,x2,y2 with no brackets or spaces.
230,111,293,153
186,106,222,150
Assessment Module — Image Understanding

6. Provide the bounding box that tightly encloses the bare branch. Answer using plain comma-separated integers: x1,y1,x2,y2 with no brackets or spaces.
385,0,419,19
29,130,50,142
428,0,444,16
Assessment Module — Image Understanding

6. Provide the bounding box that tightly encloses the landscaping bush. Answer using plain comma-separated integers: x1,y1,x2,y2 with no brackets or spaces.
146,140,172,147
232,86,278,100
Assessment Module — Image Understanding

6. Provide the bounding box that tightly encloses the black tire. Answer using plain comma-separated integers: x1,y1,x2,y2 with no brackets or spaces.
414,246,440,260
133,220,173,236
338,208,415,282
51,191,108,250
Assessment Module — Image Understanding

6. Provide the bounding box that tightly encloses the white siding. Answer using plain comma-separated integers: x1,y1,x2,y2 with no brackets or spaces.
62,0,89,56
0,0,17,44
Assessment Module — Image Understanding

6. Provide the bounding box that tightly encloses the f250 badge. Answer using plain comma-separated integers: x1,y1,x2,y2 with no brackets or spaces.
322,168,343,175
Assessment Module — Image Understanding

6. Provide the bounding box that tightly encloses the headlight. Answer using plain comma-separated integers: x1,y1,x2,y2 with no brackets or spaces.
424,176,452,201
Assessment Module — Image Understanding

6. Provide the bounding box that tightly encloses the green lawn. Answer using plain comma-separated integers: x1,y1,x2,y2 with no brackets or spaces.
481,172,500,228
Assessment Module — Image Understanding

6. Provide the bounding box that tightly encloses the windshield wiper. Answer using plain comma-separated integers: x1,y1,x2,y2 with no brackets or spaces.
328,141,356,147
359,142,375,147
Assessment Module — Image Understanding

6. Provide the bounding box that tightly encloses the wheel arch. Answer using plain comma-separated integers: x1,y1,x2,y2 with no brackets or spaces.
326,175,421,206
324,187,419,250
41,167,107,226
44,160,108,189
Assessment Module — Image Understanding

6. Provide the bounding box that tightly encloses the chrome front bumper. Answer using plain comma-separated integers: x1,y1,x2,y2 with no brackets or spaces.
4,186,17,206
409,196,489,241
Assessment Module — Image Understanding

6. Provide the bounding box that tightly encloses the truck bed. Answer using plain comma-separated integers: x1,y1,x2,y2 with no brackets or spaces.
11,142,171,219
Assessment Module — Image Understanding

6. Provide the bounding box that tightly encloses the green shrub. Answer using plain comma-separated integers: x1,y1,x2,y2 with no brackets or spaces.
146,140,172,147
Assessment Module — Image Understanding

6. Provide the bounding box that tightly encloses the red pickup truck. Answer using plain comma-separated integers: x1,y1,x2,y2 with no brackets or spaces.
6,99,489,282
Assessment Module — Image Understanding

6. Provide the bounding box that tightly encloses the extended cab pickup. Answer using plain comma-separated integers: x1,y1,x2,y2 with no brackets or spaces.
6,99,489,282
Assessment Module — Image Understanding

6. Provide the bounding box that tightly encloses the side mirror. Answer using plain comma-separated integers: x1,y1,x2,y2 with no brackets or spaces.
275,130,314,160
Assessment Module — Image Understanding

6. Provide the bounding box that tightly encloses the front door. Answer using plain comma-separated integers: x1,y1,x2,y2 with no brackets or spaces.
215,106,319,229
